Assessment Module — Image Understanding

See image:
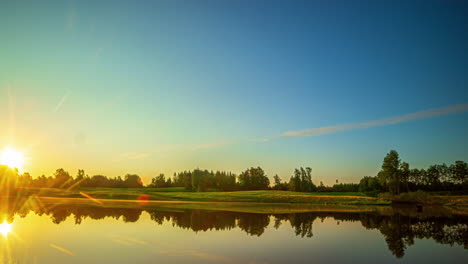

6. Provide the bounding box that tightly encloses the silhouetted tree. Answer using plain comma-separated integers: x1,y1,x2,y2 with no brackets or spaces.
124,174,143,188
52,168,72,188
378,150,401,195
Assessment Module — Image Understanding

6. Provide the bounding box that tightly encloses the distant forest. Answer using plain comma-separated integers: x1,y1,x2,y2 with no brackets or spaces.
0,150,466,194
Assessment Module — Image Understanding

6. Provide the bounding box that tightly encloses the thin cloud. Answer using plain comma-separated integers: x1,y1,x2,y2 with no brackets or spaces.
54,92,70,112
268,103,468,140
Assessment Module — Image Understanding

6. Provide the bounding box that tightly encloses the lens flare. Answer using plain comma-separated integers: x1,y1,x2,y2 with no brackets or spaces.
0,221,12,237
0,147,25,171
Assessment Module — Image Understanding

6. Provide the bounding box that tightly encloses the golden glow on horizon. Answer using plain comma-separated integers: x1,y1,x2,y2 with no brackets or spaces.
0,221,12,237
0,147,25,171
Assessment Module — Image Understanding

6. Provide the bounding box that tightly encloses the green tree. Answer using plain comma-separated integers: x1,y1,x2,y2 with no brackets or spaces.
359,176,381,193
450,161,467,184
150,173,167,188
238,167,269,190
124,174,143,188
400,162,410,192
378,150,401,195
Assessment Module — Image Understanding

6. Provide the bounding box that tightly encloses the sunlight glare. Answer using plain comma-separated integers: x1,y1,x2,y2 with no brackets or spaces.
0,221,12,237
0,147,25,171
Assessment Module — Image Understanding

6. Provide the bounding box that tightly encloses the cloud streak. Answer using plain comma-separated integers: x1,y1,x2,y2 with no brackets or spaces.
54,92,70,112
271,103,468,139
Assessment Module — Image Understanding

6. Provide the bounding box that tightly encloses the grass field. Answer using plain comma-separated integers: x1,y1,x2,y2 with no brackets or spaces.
22,187,390,206
17,187,468,208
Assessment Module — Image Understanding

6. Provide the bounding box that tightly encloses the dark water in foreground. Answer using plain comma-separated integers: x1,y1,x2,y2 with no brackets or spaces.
0,201,467,263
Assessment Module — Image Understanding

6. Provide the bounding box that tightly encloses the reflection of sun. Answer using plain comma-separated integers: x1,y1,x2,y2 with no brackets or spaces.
0,147,25,171
0,221,12,237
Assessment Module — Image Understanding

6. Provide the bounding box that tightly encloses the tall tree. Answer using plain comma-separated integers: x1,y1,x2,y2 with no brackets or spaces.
53,168,72,188
400,162,410,192
124,174,143,188
450,161,467,185
378,150,401,195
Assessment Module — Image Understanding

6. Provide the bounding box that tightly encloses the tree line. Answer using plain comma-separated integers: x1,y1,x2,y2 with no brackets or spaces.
1,150,466,194
359,150,467,195
1,165,316,192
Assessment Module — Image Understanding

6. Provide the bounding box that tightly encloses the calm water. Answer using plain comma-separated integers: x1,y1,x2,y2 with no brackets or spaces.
1,200,467,263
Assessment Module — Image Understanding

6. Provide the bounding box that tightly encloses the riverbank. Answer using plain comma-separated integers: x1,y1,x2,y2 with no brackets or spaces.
14,187,468,210
21,187,390,206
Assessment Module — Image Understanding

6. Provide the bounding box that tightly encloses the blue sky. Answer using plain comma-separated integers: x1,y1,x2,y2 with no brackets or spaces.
0,0,467,184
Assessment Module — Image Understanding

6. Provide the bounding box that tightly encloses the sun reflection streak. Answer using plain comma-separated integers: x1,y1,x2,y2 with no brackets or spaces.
50,244,76,256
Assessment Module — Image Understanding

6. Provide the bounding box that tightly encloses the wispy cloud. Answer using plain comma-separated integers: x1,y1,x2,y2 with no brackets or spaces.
54,92,70,112
264,103,468,140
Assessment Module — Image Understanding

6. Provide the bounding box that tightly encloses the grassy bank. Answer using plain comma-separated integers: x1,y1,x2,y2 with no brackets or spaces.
22,187,390,206
380,191,468,208
33,196,466,216
17,188,468,209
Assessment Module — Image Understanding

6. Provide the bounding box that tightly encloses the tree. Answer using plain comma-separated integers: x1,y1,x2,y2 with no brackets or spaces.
400,162,410,192
378,150,401,195
409,168,423,188
273,174,288,190
273,174,281,188
288,167,316,192
20,172,33,187
238,167,270,190
124,174,143,188
150,173,168,188
53,168,72,188
450,161,467,185
74,169,86,187
89,175,108,187
76,169,85,181
426,165,443,190
359,176,381,193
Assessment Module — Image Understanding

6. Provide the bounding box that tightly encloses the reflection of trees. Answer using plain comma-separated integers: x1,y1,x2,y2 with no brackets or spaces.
273,213,316,237
355,212,467,258
237,214,270,236
2,200,467,258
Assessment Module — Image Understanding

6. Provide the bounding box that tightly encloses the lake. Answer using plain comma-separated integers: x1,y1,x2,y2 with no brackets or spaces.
1,199,467,263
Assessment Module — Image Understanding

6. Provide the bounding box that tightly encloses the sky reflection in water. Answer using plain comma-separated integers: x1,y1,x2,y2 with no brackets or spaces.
0,201,467,264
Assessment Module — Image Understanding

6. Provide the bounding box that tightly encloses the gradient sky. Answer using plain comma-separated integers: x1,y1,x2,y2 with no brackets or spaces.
1,0,467,185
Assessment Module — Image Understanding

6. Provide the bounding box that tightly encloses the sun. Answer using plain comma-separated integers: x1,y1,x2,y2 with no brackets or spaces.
0,221,12,237
0,147,25,171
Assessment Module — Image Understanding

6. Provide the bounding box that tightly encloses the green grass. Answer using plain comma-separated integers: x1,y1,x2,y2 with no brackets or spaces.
22,187,390,206
12,187,468,211
37,196,386,214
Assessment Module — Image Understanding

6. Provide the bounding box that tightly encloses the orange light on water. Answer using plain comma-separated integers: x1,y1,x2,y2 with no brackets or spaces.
137,194,150,205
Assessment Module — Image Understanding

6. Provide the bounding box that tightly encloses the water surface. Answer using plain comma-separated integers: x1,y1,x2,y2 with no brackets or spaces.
1,200,467,263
